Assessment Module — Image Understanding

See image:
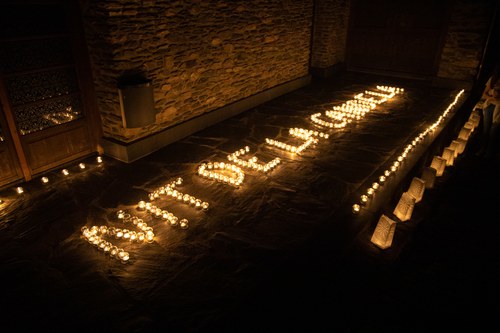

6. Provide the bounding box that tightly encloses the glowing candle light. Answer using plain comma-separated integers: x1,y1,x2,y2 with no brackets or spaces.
371,214,397,249
16,187,24,194
97,156,103,163
352,204,361,214
117,210,125,219
179,219,189,229
197,162,245,187
79,163,86,170
393,192,416,222
227,146,281,173
137,201,146,210
62,169,70,176
117,250,130,263
41,176,49,184
407,177,426,203
169,216,178,226
81,210,156,263
359,193,367,202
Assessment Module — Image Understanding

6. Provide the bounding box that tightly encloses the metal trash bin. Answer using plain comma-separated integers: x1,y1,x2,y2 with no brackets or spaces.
118,79,156,128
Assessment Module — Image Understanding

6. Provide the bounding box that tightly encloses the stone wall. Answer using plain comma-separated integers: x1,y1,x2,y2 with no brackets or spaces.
437,0,497,82
310,0,350,71
79,0,313,143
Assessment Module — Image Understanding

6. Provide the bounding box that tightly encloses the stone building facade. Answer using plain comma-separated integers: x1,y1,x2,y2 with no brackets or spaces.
78,0,497,161
80,0,313,152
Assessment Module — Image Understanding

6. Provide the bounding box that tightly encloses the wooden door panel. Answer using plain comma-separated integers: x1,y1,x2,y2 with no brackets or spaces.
0,142,23,186
0,1,100,182
24,122,91,174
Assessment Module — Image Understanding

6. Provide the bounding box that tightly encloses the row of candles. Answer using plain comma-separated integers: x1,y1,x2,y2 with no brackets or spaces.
0,155,104,206
79,85,403,263
352,89,466,215
370,104,478,250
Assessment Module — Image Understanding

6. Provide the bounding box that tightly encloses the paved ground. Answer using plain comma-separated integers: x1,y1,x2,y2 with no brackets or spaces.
0,72,498,332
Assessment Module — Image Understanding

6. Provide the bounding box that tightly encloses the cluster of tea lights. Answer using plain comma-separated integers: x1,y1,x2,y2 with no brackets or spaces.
227,146,281,173
138,177,209,227
146,177,209,209
138,200,190,228
265,127,320,154
70,84,406,264
81,210,155,263
352,89,464,214
197,87,400,194
197,162,245,187
310,87,397,129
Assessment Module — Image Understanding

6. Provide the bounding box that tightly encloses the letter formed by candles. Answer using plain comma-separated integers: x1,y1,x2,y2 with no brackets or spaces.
142,177,210,228
430,156,447,177
370,214,397,250
407,177,425,203
197,161,245,187
393,191,416,222
420,166,437,190
227,146,281,173
265,128,321,155
81,210,156,264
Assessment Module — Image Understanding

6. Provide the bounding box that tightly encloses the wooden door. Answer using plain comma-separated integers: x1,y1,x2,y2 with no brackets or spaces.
346,0,451,78
0,103,24,187
0,0,101,188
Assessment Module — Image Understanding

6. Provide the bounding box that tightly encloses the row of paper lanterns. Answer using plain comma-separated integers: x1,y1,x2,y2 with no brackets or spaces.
371,107,480,249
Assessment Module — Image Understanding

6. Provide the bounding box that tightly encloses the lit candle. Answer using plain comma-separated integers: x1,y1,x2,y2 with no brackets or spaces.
97,156,103,163
117,210,125,219
360,195,368,204
169,216,178,226
352,204,361,214
16,187,24,194
179,219,189,229
79,163,86,170
41,176,49,184
118,250,130,263
62,169,70,176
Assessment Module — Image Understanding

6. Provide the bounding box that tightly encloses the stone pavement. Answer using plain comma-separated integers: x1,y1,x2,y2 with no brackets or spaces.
0,72,498,332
